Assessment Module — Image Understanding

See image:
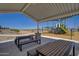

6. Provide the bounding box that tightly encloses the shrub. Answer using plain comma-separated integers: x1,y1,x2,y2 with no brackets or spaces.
10,29,20,32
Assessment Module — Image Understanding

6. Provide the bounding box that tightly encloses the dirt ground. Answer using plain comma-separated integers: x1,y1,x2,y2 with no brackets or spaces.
0,36,16,41
42,32,79,41
0,30,35,42
0,30,79,42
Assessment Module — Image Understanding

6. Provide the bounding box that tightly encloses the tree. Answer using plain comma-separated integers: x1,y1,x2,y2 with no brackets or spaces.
0,25,1,29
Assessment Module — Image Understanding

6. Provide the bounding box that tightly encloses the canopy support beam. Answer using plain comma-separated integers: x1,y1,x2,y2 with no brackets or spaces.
20,3,31,12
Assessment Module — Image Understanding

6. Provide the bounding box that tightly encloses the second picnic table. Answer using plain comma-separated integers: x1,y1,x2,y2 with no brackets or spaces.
36,40,72,56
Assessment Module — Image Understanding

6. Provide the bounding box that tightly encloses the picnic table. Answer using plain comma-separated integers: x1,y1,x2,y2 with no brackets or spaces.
15,33,41,51
36,40,72,56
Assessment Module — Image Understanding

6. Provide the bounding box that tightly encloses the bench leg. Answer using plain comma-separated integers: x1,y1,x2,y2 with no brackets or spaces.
39,40,41,44
17,39,22,51
38,40,41,44
27,51,30,56
15,39,17,45
73,45,75,56
18,45,22,51
36,50,40,56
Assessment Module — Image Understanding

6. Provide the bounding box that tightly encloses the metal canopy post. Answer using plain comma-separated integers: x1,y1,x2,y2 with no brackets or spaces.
71,29,75,56
37,22,40,33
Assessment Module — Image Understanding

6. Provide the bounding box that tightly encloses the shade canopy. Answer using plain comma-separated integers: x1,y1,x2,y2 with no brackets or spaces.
0,3,79,22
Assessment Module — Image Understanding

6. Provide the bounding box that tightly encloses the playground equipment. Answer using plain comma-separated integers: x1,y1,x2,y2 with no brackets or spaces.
56,23,68,34
50,23,68,34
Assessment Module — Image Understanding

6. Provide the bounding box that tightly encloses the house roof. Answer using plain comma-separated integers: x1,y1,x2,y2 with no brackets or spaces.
0,3,79,22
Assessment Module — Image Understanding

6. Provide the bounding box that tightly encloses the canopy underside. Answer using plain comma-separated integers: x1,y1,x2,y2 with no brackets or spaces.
0,3,79,22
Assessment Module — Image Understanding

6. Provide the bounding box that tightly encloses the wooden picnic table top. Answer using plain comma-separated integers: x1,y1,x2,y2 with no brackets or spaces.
36,40,72,56
16,34,35,40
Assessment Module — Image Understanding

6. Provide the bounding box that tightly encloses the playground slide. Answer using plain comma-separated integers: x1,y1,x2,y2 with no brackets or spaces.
60,26,68,33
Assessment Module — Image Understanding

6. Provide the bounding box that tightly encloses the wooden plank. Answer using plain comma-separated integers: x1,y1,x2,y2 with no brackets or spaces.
59,45,71,56
44,41,66,55
52,43,70,56
47,42,70,56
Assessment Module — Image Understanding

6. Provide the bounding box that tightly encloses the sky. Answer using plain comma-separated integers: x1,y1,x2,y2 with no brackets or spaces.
0,13,37,29
40,15,79,29
0,13,79,29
